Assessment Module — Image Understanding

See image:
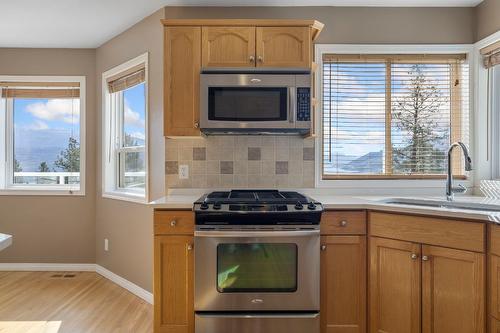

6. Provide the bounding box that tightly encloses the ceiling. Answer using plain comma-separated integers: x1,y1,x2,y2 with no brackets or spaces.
0,0,483,48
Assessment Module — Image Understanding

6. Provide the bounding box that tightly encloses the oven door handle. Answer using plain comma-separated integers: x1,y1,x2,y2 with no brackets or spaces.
194,229,319,238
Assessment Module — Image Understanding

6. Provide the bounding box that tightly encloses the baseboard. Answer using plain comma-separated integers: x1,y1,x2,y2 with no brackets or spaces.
95,265,153,304
0,263,153,305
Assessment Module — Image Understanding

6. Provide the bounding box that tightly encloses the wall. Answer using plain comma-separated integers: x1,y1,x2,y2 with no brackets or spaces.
0,48,96,263
476,0,500,41
95,9,164,292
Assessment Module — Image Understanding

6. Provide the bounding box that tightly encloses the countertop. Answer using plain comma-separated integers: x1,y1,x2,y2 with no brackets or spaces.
150,190,500,223
0,233,12,252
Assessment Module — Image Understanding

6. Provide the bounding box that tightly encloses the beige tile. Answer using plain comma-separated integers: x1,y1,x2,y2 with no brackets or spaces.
288,174,304,187
248,147,261,160
234,161,248,175
235,136,248,147
221,174,234,187
165,161,178,175
191,138,206,147
234,147,247,160
261,145,275,161
219,137,235,149
207,175,221,188
262,160,275,175
192,174,207,188
166,174,180,188
276,137,290,150
304,138,315,148
248,161,261,174
206,161,219,174
193,147,206,160
276,161,288,174
257,175,276,188
179,147,193,161
220,161,234,174
165,146,179,161
177,178,193,188
275,175,289,188
289,137,304,148
289,147,303,161
233,174,248,188
206,145,221,160
261,137,275,147
289,160,303,176
303,161,315,186
246,136,262,146
192,161,207,175
275,147,289,161
220,148,234,161
303,147,315,161
177,138,194,148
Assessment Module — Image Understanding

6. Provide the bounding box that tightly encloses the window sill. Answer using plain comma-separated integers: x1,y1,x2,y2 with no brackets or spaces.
102,190,147,204
0,187,84,196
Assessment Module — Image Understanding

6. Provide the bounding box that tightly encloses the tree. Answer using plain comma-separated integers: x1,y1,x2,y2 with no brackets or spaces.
38,162,50,172
55,137,80,172
14,158,22,172
392,64,448,174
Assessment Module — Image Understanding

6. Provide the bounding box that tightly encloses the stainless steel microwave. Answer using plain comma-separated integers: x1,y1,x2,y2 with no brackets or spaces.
200,73,311,135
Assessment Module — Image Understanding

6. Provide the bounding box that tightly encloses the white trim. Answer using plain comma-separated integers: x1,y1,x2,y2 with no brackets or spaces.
314,44,474,193
102,53,149,203
0,263,153,304
95,265,153,304
0,75,86,196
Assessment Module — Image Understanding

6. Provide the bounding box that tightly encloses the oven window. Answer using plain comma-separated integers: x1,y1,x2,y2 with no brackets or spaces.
217,243,297,293
208,87,288,121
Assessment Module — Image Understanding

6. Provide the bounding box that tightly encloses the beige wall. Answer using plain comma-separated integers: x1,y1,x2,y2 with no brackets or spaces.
164,6,476,44
0,48,96,263
95,9,164,292
476,0,500,41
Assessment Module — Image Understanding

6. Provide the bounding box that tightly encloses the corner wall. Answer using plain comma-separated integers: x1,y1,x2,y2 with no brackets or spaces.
475,0,500,42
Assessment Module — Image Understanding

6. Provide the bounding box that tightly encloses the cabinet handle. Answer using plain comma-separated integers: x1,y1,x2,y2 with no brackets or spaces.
194,121,200,128
170,220,177,227
320,245,326,251
249,55,255,63
411,253,418,260
340,220,348,227
422,255,430,261
258,55,264,63
187,244,193,251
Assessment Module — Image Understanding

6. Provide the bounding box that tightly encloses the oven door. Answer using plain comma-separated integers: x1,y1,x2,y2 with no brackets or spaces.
200,74,296,130
194,229,320,311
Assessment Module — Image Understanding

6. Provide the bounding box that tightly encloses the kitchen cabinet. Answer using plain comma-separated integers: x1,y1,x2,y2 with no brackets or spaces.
369,212,486,333
256,27,311,68
154,211,195,333
202,27,255,68
321,236,366,333
369,237,421,333
164,26,201,137
491,317,500,333
490,224,500,326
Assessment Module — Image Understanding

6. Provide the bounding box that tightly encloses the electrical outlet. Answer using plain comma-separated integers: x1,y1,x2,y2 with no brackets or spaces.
104,238,109,252
179,164,189,179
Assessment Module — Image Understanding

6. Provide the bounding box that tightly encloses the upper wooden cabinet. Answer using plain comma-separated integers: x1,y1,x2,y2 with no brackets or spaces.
256,27,311,68
202,27,256,68
164,26,201,137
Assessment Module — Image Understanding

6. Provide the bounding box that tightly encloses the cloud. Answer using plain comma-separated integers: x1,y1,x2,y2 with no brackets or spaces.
124,101,145,129
25,120,49,130
26,99,80,124
129,131,145,141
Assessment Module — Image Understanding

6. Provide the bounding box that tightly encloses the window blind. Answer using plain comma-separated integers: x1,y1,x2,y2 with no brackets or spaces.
0,82,80,99
107,65,145,93
481,40,500,69
322,54,469,179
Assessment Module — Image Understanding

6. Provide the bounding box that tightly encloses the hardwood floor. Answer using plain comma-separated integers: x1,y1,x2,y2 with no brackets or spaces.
0,271,153,333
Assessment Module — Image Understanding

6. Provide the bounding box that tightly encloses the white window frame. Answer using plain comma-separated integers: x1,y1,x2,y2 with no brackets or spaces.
0,75,86,196
102,53,148,203
315,44,474,192
492,66,500,180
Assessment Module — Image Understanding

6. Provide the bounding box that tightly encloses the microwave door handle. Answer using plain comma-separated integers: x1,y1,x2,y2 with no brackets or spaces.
288,87,296,124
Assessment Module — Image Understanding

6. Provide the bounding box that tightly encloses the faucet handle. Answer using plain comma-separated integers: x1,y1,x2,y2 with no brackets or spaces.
452,184,467,194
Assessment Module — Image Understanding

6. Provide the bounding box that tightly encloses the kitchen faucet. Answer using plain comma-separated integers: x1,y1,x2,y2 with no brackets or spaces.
446,142,472,201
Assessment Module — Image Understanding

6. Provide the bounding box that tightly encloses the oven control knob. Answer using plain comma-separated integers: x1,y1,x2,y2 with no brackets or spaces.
213,202,222,210
294,202,303,210
307,203,316,210
200,202,209,210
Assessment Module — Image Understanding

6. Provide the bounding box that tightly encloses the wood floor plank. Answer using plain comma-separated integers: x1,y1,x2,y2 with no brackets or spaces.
0,271,153,333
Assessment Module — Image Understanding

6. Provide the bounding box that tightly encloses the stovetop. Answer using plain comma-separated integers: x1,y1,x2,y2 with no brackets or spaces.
194,190,323,226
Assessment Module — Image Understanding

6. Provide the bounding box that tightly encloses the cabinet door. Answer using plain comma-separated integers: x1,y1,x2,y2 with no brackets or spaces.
256,27,311,68
164,26,201,136
202,27,255,68
491,317,500,333
421,245,485,333
154,235,194,333
492,255,500,321
369,237,421,333
321,236,366,333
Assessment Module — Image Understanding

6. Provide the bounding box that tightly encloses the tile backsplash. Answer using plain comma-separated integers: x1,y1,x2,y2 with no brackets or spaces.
165,136,315,189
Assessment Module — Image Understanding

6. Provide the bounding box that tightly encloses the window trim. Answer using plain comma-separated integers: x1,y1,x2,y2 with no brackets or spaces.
102,53,148,203
492,66,500,180
0,75,86,196
315,44,474,189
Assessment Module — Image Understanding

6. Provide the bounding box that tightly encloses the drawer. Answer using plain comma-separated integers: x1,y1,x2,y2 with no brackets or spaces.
369,211,485,253
154,210,194,235
321,210,367,235
490,224,500,256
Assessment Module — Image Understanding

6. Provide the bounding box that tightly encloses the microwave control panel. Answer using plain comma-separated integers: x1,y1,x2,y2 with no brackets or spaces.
296,87,311,122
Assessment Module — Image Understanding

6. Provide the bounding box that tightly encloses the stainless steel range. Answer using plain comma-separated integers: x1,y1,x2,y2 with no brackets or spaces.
193,190,323,333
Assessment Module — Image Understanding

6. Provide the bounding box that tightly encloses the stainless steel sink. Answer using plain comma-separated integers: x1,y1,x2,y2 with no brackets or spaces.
380,198,500,212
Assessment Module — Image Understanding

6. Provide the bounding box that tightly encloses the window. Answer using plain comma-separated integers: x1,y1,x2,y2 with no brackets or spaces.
321,53,469,180
0,77,85,194
492,65,500,179
103,53,148,201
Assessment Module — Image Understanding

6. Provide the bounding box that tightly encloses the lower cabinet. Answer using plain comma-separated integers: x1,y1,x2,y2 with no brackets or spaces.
321,235,366,333
154,235,194,333
491,317,500,333
370,236,485,333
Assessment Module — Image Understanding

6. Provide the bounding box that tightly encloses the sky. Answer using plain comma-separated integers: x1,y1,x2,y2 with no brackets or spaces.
12,82,146,172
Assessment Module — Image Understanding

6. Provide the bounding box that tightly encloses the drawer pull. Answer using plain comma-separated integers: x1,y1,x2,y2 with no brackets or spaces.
320,245,327,251
340,220,348,227
411,253,419,260
422,255,430,261
249,55,255,63
187,244,193,251
170,220,177,227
